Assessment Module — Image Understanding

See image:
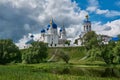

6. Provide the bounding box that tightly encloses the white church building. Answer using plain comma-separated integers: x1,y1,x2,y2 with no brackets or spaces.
17,15,118,49
40,19,67,47
25,19,67,48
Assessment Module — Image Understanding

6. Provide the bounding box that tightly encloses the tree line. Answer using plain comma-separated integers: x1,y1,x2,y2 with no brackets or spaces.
82,31,120,64
0,31,120,65
0,39,69,64
0,40,48,64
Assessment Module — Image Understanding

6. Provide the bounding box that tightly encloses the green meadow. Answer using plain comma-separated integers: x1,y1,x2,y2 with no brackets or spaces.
0,63,120,80
1,39,120,80
0,47,120,80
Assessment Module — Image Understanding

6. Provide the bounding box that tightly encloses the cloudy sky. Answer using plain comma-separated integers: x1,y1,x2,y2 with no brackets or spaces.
0,0,120,46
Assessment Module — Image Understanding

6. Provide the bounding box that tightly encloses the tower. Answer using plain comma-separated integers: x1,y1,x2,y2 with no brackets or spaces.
83,15,91,32
46,18,59,47
77,15,92,46
59,24,67,45
60,24,66,40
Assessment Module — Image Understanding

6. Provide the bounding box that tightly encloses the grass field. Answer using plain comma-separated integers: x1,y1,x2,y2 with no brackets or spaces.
0,47,120,80
0,62,120,80
48,47,87,61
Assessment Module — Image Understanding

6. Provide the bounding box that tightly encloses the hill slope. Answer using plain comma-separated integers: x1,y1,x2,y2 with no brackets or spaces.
48,47,87,61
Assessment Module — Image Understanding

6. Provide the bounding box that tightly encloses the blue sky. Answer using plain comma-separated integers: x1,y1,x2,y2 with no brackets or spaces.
74,0,120,23
75,0,120,10
0,0,120,48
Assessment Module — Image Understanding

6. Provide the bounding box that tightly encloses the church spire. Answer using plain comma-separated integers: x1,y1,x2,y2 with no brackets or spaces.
85,15,89,21
62,22,65,28
50,17,53,25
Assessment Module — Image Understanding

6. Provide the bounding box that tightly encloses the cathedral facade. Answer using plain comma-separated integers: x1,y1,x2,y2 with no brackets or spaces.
40,19,67,47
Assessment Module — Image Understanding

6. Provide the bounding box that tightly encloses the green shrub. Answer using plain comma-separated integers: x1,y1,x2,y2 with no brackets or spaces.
0,39,21,64
22,42,48,64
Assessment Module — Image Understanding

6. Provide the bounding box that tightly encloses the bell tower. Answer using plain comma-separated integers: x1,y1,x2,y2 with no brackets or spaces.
83,15,91,32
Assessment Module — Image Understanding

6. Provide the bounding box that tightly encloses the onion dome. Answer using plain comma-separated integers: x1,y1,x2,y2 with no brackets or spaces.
52,23,57,29
84,15,91,24
60,28,62,32
41,29,45,33
47,28,49,30
50,19,57,29
48,24,50,28
30,35,34,38
47,25,50,30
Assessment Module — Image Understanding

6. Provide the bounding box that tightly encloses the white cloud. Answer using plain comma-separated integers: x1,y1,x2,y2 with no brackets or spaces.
96,9,109,14
88,0,99,7
105,19,120,36
86,0,99,12
0,0,88,42
16,33,41,49
86,6,97,12
15,35,29,49
0,0,89,47
87,0,120,17
105,10,120,17
96,9,120,17
92,19,120,36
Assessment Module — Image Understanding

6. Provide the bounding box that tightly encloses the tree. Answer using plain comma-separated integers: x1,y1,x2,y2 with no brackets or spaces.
74,39,78,45
0,39,21,64
100,41,116,64
86,43,115,64
117,34,120,38
81,31,102,62
58,50,70,64
65,40,70,46
113,41,120,64
82,31,116,64
83,31,98,50
87,47,101,61
22,41,48,64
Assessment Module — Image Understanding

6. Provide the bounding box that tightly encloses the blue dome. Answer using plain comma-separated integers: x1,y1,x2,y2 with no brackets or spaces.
52,23,57,29
47,25,50,28
30,35,34,38
47,28,49,30
60,28,62,32
50,20,57,29
47,25,50,30
47,19,58,29
41,29,45,33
